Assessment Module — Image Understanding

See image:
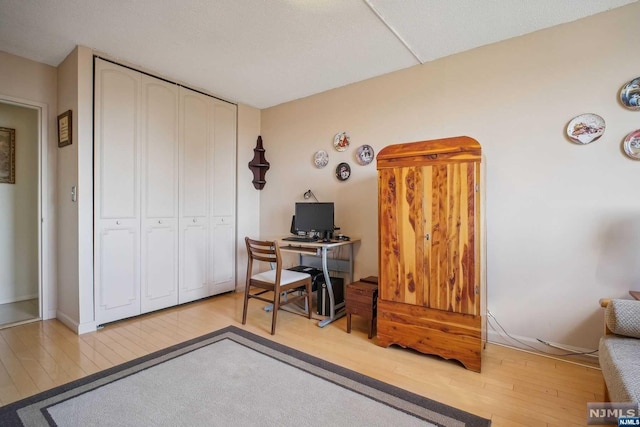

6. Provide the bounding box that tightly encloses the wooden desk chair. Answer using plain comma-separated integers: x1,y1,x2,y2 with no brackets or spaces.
243,237,313,335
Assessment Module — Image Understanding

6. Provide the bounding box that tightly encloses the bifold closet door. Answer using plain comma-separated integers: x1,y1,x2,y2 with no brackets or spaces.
140,76,179,313
210,100,237,294
179,88,211,304
94,59,142,325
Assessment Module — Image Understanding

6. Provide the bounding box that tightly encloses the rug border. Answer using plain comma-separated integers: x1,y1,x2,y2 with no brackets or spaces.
0,325,490,427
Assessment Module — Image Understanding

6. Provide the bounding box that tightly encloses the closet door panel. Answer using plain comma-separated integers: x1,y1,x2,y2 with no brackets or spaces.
141,76,179,313
96,226,140,322
96,67,140,219
94,59,141,324
211,217,235,293
179,88,211,303
180,90,209,218
211,101,237,217
179,222,209,303
210,100,237,293
142,224,177,310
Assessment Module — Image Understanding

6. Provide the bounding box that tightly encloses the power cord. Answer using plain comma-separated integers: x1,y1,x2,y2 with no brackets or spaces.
487,310,598,357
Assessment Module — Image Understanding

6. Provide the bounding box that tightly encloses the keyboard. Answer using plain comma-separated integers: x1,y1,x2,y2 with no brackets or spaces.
282,236,318,243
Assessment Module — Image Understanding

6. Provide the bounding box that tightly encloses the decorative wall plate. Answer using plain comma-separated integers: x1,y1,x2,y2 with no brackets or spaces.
314,150,329,168
623,129,640,160
620,77,640,110
566,113,605,144
333,132,350,151
336,162,351,181
355,144,374,165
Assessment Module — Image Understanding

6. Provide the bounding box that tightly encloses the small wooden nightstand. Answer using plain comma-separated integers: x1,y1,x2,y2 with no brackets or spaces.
346,281,378,339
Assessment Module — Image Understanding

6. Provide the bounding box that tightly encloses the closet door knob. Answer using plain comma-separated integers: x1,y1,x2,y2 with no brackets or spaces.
158,220,162,224
193,218,197,223
116,220,120,225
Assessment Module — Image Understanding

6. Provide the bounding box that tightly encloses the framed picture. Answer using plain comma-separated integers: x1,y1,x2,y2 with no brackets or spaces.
58,110,72,147
336,162,351,181
0,127,16,184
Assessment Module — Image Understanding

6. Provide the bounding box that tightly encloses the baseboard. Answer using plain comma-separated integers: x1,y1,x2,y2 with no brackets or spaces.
486,329,599,366
0,293,38,305
56,310,97,335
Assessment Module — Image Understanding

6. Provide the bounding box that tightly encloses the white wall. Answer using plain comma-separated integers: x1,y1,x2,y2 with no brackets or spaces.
236,104,262,289
56,48,80,326
260,3,640,351
0,103,38,303
0,51,57,319
56,46,95,333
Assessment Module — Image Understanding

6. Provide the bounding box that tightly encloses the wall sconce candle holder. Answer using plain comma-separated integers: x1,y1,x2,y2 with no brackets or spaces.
248,135,270,190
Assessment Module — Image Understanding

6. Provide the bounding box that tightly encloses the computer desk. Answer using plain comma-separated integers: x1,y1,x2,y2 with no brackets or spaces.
278,238,359,327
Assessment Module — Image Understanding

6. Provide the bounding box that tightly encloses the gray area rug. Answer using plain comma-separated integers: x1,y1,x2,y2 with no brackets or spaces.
0,326,491,426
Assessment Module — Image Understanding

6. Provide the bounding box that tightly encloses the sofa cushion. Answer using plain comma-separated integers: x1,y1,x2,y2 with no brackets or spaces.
599,335,640,402
605,299,640,338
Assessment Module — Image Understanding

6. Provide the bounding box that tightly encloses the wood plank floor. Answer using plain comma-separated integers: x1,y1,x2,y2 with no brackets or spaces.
0,292,605,426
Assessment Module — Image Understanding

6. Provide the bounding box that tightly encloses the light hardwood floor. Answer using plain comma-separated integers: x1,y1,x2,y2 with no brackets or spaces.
0,292,604,426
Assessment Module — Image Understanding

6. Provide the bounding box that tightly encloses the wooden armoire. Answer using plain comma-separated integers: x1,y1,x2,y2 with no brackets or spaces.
376,136,485,372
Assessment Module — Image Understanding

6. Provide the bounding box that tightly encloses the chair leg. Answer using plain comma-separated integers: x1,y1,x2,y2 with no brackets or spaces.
271,289,280,335
242,284,251,325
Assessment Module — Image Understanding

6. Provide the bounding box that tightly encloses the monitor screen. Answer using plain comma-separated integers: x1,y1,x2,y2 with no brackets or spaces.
294,202,334,235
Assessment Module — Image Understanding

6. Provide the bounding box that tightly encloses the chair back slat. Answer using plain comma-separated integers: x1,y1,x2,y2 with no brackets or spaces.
245,237,281,267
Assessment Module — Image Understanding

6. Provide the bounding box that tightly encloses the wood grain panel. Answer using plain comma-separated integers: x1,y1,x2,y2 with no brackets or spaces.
376,299,482,372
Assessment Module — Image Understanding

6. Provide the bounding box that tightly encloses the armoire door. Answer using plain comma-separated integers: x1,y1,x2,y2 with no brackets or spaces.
140,76,179,313
426,161,479,315
379,162,480,315
94,59,142,324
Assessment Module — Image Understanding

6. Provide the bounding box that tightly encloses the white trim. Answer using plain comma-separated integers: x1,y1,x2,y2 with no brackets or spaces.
0,94,51,321
56,310,97,334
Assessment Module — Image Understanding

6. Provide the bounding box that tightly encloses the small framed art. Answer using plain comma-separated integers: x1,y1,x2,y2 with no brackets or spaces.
0,127,15,184
58,110,72,147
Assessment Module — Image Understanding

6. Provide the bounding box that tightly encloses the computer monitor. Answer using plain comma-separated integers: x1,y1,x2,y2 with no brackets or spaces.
294,202,334,239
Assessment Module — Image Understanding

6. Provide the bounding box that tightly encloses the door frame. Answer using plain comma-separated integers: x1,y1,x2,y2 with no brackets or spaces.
0,94,49,321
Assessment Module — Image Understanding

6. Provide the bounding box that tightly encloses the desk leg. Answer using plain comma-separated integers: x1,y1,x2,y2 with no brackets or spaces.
317,246,346,328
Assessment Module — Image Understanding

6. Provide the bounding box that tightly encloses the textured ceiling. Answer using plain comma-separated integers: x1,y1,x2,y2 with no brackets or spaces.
0,0,637,108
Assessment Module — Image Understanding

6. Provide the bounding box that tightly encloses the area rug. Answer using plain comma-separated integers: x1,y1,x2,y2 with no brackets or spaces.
0,326,490,427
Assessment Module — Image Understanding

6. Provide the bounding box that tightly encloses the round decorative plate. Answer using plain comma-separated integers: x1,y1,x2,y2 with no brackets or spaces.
313,150,329,168
623,129,640,160
620,77,640,110
333,132,350,152
566,113,605,144
355,144,375,165
336,162,351,181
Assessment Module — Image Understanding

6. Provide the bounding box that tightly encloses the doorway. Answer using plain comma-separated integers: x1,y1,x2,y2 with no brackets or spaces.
0,100,41,328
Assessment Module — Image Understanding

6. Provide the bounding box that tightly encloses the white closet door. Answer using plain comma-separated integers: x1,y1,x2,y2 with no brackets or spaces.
140,76,179,313
210,100,237,293
94,59,142,324
179,88,211,303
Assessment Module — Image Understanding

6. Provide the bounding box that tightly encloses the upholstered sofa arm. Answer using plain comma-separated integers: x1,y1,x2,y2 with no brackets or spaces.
605,299,640,338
